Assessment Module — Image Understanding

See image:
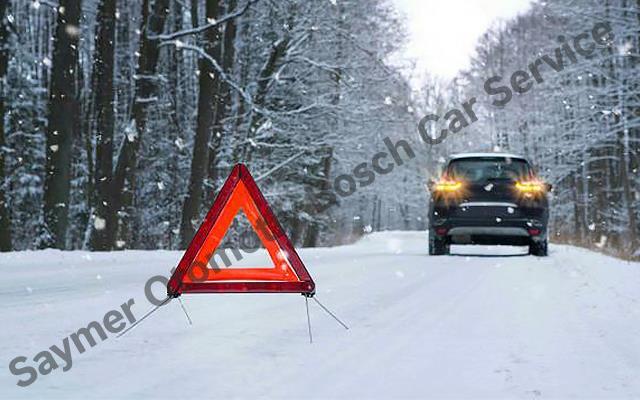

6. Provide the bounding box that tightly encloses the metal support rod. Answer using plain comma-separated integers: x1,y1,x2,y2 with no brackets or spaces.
305,296,313,344
178,297,193,325
312,296,349,330
116,296,172,338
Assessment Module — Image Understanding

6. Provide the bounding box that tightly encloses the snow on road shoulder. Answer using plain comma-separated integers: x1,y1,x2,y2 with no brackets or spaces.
1,231,640,399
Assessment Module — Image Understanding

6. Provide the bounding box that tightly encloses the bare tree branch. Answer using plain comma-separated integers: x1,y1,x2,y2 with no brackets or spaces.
150,0,261,42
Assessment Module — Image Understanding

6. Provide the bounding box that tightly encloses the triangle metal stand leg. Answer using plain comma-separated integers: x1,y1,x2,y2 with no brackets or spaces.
312,296,349,330
178,297,193,326
305,296,313,344
116,296,173,338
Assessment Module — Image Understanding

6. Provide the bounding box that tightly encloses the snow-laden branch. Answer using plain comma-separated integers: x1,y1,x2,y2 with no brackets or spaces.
164,41,328,121
255,150,308,182
149,0,261,42
31,0,59,9
288,55,341,75
162,41,255,108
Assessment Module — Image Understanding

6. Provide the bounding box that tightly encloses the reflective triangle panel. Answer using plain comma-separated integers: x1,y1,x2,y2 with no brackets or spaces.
167,164,315,296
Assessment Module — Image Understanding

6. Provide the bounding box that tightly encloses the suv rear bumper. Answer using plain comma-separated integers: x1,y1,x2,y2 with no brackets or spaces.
448,226,529,236
430,203,548,245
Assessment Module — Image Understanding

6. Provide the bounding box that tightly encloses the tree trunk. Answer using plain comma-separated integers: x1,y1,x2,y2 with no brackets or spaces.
88,0,117,251
230,16,251,164
303,2,340,247
205,0,238,203
179,0,222,248
303,146,333,247
371,195,379,232
0,0,11,251
242,36,290,161
619,132,638,251
41,0,82,249
111,0,170,249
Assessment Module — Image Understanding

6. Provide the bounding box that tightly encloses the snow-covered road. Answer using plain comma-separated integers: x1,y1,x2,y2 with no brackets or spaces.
2,231,640,399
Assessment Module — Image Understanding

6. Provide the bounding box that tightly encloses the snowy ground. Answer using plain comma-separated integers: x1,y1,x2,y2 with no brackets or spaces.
2,231,640,399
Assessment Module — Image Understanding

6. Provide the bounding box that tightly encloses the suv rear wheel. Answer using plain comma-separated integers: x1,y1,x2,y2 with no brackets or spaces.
429,237,450,255
529,239,548,256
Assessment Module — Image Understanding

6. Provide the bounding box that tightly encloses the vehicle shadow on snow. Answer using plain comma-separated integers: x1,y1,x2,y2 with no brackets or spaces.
446,252,529,258
375,251,530,258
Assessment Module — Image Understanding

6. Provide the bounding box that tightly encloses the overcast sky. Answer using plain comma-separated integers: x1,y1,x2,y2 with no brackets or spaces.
391,0,533,83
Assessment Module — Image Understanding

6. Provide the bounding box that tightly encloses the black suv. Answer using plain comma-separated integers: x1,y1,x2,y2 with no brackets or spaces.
428,153,551,256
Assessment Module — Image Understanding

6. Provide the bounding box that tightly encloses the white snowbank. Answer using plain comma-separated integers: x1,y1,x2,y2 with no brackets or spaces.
1,231,640,399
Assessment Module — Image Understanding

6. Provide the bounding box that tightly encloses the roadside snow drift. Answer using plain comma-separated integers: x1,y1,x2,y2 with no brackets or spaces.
2,231,640,399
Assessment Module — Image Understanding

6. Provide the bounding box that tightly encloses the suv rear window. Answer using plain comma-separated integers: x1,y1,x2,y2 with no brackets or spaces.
447,157,532,183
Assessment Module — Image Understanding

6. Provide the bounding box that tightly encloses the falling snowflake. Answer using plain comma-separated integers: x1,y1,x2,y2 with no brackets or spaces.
384,96,393,105
363,225,373,233
125,122,137,142
484,183,494,192
65,25,80,37
94,216,106,231
507,207,515,214
618,41,633,55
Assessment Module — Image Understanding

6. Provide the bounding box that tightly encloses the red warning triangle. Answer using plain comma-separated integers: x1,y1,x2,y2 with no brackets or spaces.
167,164,315,297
